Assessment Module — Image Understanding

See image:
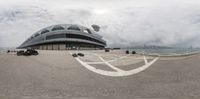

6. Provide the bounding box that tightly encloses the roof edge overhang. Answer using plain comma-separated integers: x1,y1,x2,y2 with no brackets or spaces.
18,38,106,48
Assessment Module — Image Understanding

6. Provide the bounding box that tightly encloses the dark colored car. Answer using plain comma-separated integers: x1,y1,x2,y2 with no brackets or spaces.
72,53,78,57
17,49,38,56
132,51,136,54
7,50,10,53
77,53,84,57
17,50,25,56
126,50,129,54
105,49,110,52
27,49,38,55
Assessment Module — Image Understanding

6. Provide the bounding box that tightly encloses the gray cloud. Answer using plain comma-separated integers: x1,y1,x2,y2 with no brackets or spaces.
0,0,200,48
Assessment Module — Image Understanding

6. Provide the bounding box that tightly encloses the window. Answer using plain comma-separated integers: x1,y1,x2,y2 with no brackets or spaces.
41,29,49,34
67,25,81,31
34,33,40,37
51,25,65,31
66,34,106,45
46,34,66,40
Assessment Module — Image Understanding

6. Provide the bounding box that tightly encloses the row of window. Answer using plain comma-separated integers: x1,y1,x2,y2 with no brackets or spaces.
46,34,65,40
41,25,83,34
41,30,49,34
27,25,92,42
46,34,106,45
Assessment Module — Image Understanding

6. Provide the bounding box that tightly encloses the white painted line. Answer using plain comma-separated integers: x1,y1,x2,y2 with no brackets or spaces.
105,61,124,72
143,55,148,65
69,51,159,77
96,54,124,72
86,54,131,64
87,62,106,64
75,56,159,77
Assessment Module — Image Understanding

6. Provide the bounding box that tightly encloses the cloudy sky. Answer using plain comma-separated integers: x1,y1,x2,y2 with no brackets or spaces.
0,0,200,48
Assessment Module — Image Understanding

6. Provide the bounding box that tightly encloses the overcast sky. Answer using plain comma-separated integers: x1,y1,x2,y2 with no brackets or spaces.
0,0,200,48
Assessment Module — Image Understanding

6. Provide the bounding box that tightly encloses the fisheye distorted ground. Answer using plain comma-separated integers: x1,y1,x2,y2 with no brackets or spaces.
0,50,200,99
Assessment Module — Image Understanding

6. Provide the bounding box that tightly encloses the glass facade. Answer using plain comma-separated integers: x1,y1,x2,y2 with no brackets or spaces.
45,33,105,45
41,29,50,34
46,34,66,40
67,25,81,31
66,34,105,45
19,24,106,50
52,25,65,31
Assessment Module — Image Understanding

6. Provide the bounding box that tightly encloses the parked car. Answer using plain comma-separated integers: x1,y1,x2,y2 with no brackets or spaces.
16,49,38,56
27,49,38,55
17,50,25,56
77,53,84,57
126,50,129,54
72,53,78,57
132,51,136,54
105,49,110,52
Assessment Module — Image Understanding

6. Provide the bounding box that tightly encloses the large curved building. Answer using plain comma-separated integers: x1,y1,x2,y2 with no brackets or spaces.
18,24,106,50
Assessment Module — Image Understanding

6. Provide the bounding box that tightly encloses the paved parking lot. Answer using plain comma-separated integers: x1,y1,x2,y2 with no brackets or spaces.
0,50,200,99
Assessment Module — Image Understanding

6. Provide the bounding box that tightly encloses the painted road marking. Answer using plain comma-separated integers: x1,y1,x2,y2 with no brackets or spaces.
69,51,159,77
75,57,158,77
96,54,124,72
86,54,130,64
143,55,148,65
